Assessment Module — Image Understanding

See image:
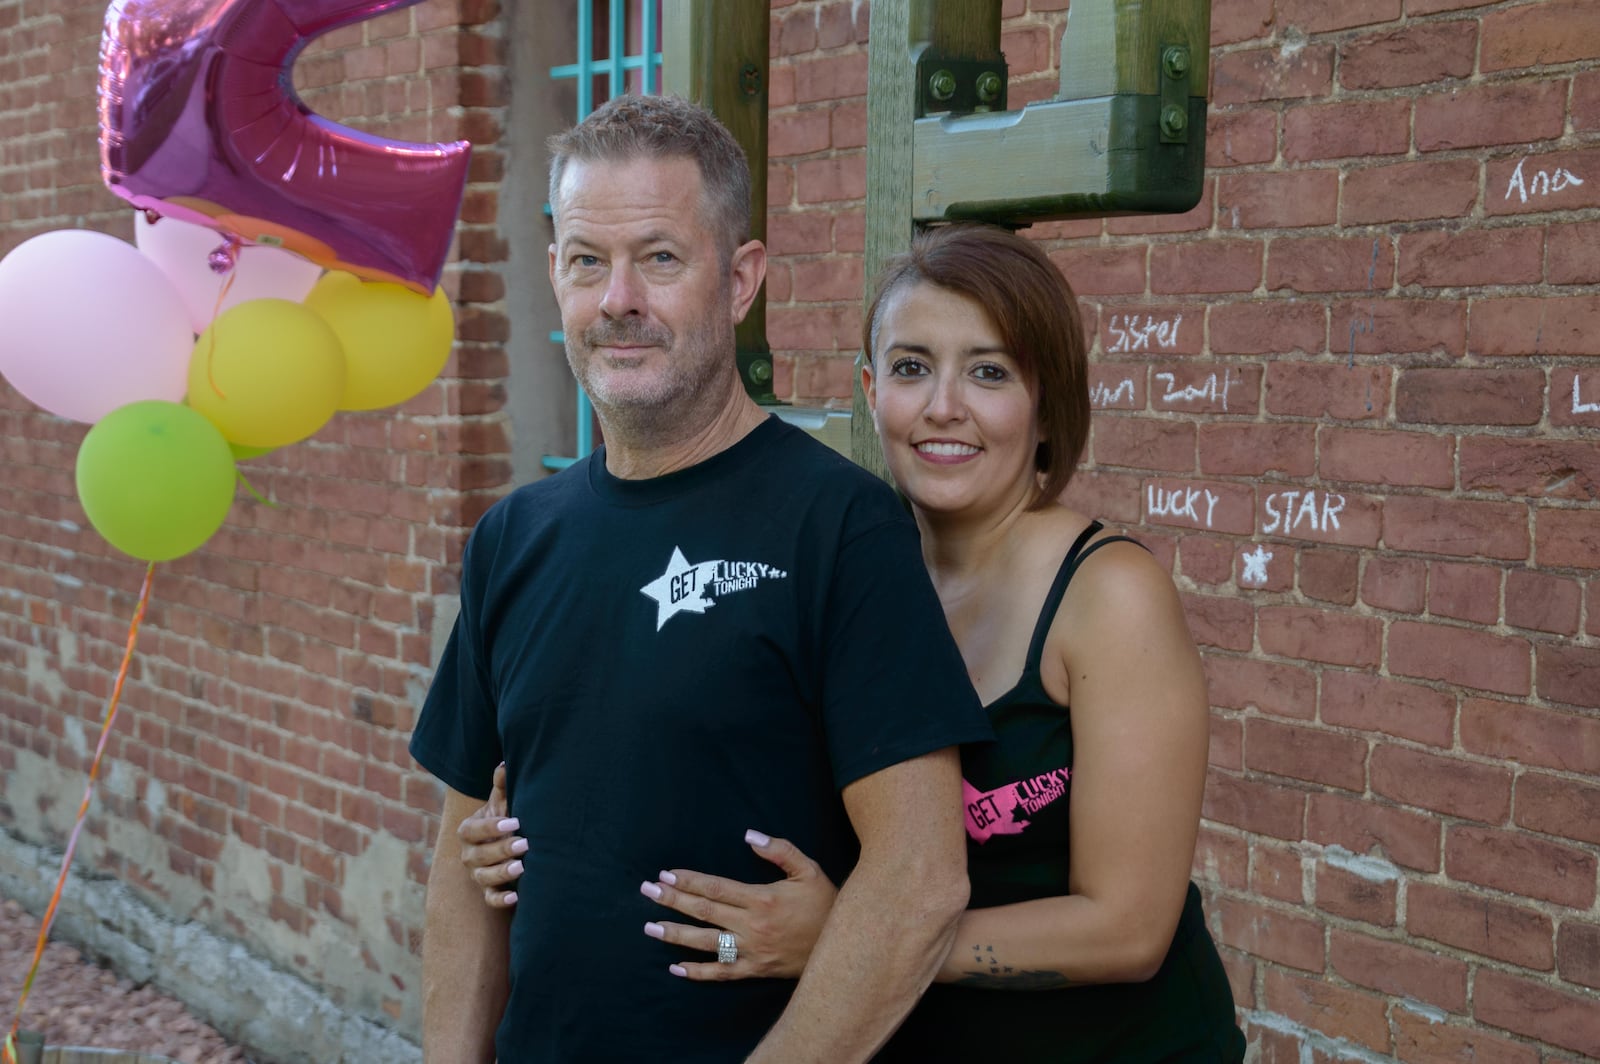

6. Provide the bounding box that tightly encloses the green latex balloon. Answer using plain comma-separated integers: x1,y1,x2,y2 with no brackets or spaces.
75,400,237,561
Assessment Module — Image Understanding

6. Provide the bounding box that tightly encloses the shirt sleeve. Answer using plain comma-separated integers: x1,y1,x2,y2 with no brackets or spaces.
408,530,504,801
818,512,993,790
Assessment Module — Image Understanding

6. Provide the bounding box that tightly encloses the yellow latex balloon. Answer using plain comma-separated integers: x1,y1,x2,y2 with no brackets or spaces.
304,272,455,411
187,298,346,449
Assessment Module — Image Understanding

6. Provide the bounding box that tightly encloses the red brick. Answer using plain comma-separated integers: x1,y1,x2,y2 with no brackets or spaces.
767,211,833,256
1339,20,1478,90
1145,479,1256,535
1473,969,1600,1057
1149,241,1263,295
1488,150,1600,218
1342,159,1480,225
1260,487,1382,547
1262,967,1390,1052
1578,70,1600,133
1194,826,1250,889
1343,297,1471,355
1206,656,1316,720
1362,555,1425,612
1153,364,1263,415
1001,25,1052,76
1246,717,1368,791
1395,368,1544,426
1399,227,1545,288
1217,170,1339,230
1557,921,1600,991
1050,246,1149,297
1198,424,1315,478
1461,698,1600,775
829,100,865,149
1259,607,1381,671
1211,0,1275,46
1479,294,1600,357
1283,98,1411,162
1059,469,1143,525
1481,0,1600,71
1298,548,1358,605
1180,592,1255,653
1538,643,1600,710
1309,792,1440,871
1204,772,1307,840
1536,507,1600,571
1319,427,1453,489
1211,301,1326,356
1504,569,1581,635
1178,535,1236,587
1330,928,1468,1013
1097,304,1201,355
1382,497,1529,561
1407,881,1555,970
1251,841,1306,903
1207,108,1278,167
1416,81,1567,153
1370,745,1511,824
1550,220,1600,285
1093,417,1195,472
1266,362,1388,421
1389,620,1530,697
1213,896,1326,972
1268,235,1395,294
1212,44,1335,105
1320,672,1454,747
1428,561,1501,625
1392,1005,1541,1064
768,109,831,158
1462,438,1600,503
1515,772,1600,847
792,53,867,103
1278,0,1400,32
1446,824,1597,909
772,7,818,55
794,154,864,203
1314,859,1397,926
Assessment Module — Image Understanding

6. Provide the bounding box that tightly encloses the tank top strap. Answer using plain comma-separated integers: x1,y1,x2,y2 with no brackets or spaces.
1020,521,1148,675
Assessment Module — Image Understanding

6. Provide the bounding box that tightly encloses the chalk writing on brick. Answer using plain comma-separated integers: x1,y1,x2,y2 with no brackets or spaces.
1107,314,1183,354
1505,156,1585,204
1262,489,1345,536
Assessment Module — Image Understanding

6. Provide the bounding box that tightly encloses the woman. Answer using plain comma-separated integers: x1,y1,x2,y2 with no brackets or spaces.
459,224,1245,1060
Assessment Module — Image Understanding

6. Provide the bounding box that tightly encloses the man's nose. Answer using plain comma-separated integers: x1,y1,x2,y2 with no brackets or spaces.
599,263,644,318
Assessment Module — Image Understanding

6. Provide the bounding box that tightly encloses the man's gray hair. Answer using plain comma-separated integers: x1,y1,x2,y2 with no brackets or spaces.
548,94,752,259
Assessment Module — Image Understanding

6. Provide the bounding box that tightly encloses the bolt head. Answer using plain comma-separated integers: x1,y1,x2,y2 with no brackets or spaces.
975,71,1003,103
1160,104,1188,136
1163,46,1190,78
929,69,957,102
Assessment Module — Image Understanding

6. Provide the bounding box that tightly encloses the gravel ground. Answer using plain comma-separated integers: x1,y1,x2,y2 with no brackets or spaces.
1,895,249,1064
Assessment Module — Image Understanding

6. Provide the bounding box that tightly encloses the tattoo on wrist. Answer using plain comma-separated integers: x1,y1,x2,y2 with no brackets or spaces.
953,944,1070,991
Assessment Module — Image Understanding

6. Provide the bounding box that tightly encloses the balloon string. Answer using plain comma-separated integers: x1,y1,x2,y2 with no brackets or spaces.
3,562,157,1058
235,469,279,508
205,266,238,400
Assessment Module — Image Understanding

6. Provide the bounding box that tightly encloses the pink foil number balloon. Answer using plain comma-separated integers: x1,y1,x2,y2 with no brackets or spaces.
98,0,471,294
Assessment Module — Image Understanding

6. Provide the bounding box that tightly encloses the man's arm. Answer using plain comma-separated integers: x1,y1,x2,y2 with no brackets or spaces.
422,785,513,1064
747,747,969,1063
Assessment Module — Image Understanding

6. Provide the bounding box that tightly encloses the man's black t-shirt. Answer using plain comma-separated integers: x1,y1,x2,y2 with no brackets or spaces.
410,417,991,1062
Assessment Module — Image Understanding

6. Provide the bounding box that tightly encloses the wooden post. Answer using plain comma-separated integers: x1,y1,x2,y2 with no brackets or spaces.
662,0,775,402
855,0,1004,478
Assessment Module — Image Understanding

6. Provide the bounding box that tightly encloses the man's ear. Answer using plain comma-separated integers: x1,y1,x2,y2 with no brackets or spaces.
728,239,767,324
548,243,558,287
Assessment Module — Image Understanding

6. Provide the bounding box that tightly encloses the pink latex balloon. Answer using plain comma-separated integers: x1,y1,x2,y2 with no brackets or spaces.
0,230,194,423
98,0,471,294
135,211,324,333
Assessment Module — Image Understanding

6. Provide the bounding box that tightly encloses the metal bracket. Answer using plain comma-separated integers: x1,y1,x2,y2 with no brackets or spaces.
915,54,1008,118
1159,43,1191,144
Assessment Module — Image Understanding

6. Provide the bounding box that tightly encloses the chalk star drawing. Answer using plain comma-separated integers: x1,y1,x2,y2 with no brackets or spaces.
1240,545,1273,587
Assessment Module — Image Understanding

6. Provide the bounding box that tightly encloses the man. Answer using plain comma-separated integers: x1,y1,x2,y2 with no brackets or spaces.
410,94,990,1062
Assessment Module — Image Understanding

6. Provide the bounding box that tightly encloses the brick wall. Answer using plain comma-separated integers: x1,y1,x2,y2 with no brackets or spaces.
2,0,1598,1059
765,0,1600,1058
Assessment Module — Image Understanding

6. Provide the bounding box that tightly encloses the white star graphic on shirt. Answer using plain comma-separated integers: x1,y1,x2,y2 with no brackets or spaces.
639,547,724,631
1240,544,1273,587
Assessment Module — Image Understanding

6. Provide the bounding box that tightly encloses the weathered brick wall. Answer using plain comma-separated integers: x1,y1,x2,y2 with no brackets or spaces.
765,0,1600,1058
0,0,509,1050
3,0,1598,1059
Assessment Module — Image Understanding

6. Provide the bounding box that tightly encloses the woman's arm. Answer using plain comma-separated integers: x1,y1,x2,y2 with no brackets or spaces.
936,540,1209,988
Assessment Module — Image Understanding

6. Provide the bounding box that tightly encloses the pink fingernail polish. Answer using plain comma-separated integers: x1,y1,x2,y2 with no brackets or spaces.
496,819,519,833
669,964,688,978
640,881,663,900
510,838,529,856
644,922,665,939
658,870,678,885
503,892,517,905
745,829,771,847
507,861,523,877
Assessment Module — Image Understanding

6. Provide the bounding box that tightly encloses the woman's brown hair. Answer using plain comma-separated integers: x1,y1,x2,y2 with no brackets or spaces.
863,223,1091,507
